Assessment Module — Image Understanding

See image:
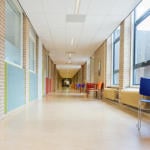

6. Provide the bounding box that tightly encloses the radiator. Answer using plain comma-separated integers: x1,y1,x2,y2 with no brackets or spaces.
120,90,140,108
103,88,118,101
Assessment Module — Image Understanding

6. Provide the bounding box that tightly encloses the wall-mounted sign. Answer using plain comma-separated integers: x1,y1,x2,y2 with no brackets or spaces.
98,60,101,76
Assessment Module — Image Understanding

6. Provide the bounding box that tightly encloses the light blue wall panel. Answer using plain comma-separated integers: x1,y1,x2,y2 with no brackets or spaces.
30,72,37,101
7,63,25,112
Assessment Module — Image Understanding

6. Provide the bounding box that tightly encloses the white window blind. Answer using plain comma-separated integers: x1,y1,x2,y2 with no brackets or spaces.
5,0,22,66
29,28,36,72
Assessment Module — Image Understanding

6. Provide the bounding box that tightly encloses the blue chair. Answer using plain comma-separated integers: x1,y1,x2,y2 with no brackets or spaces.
137,77,150,130
76,83,81,92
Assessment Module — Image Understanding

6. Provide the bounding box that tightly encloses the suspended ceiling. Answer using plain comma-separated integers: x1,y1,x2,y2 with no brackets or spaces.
19,0,141,78
56,65,81,78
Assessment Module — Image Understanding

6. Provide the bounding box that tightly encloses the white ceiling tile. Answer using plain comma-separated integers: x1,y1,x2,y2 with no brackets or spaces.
47,15,66,25
87,0,114,15
19,0,43,12
19,0,141,78
78,0,92,14
85,15,105,25
44,0,74,14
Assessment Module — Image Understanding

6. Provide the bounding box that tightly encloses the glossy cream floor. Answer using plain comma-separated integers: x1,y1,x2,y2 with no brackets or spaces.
0,91,150,150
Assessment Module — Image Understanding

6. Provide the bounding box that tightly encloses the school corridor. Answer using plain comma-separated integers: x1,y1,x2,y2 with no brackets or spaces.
0,0,150,149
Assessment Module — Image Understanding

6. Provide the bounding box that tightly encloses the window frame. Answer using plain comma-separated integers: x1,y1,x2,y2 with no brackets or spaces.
112,27,120,85
5,0,23,68
133,9,150,85
29,29,36,73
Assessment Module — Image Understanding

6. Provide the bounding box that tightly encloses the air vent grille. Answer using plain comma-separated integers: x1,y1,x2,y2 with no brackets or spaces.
66,15,86,23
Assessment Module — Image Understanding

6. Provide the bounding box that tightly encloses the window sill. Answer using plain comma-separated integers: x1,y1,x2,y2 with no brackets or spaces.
122,87,139,92
29,70,36,74
5,60,23,69
107,86,119,89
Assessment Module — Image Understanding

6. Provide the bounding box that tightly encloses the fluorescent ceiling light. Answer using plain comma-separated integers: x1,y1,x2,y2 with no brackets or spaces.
71,38,74,45
56,65,81,69
75,0,80,14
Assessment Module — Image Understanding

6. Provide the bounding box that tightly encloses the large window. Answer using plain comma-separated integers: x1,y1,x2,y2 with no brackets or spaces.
133,0,150,85
112,27,120,85
29,28,36,72
5,0,22,66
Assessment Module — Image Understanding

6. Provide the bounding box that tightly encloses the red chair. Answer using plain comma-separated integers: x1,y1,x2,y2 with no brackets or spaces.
86,83,98,98
86,82,103,98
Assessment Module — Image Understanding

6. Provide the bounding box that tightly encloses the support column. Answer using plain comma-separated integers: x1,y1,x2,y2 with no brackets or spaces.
0,0,5,118
119,16,131,90
118,15,132,101
106,37,113,87
90,56,94,82
23,14,30,104
86,58,90,83
81,65,84,83
53,64,56,92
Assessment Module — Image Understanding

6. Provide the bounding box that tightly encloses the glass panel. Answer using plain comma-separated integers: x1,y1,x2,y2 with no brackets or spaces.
29,38,35,71
135,16,150,64
114,41,120,70
135,0,150,20
5,41,21,65
112,27,120,85
113,72,119,85
133,65,150,84
114,27,120,40
5,0,22,65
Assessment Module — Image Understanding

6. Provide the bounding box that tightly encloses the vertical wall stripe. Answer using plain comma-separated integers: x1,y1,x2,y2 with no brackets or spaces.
0,0,5,118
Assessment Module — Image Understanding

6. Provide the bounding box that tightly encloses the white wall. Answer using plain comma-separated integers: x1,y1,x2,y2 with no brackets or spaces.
90,56,95,82
86,58,90,82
